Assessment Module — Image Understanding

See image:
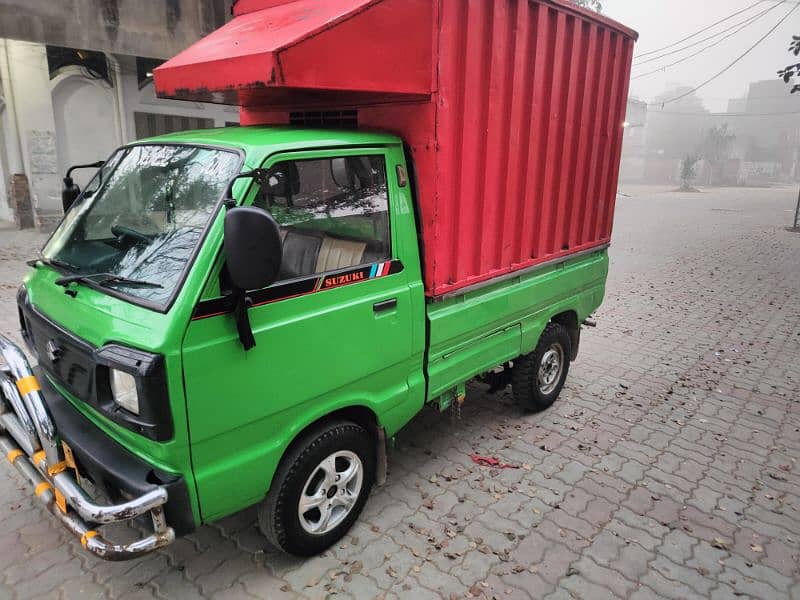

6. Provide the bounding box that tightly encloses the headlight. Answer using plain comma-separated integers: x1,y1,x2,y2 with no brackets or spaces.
95,344,173,440
109,369,140,415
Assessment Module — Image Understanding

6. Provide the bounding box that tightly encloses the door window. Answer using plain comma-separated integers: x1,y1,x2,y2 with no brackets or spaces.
255,156,391,281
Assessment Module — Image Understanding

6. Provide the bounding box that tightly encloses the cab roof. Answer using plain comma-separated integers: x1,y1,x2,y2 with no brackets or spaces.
137,125,402,166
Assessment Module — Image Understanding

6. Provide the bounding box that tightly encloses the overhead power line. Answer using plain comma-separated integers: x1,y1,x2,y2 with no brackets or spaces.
647,109,800,117
632,2,782,67
632,3,784,80
650,1,800,107
634,0,770,59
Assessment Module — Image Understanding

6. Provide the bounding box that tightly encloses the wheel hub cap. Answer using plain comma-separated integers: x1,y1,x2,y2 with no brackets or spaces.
537,344,564,395
298,450,363,535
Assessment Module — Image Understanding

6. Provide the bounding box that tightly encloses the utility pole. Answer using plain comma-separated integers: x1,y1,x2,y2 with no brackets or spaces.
795,185,800,230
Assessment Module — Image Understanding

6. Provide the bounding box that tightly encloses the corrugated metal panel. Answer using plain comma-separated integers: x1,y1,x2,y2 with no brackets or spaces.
154,0,433,105
155,0,636,298
427,0,635,296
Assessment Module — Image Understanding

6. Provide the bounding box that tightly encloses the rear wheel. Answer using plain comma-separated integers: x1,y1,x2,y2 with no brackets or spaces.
512,322,572,412
258,421,375,556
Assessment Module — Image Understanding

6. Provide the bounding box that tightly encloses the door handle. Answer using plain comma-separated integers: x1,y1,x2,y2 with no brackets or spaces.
373,298,398,313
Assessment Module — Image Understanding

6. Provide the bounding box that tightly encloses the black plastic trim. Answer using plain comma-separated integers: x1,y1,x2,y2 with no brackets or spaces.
18,298,174,441
192,259,405,320
37,369,195,536
95,344,174,441
373,298,398,313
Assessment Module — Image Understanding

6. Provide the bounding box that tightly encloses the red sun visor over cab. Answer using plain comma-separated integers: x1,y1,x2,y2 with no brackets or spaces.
153,0,434,108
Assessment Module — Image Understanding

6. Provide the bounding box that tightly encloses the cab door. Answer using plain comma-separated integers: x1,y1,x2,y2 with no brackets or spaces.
181,147,422,521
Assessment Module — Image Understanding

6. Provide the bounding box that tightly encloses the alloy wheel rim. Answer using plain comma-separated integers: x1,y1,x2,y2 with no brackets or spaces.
298,450,363,535
537,344,564,395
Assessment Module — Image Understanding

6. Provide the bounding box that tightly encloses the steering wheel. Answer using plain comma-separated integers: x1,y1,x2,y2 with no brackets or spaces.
111,225,154,244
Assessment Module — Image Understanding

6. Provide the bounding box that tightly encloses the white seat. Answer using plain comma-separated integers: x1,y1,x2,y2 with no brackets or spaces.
315,237,366,272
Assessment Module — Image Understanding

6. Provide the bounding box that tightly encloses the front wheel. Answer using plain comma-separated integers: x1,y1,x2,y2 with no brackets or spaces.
512,322,572,412
258,421,375,556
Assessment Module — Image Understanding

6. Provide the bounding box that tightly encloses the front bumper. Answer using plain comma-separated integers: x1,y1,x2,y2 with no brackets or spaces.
0,334,176,560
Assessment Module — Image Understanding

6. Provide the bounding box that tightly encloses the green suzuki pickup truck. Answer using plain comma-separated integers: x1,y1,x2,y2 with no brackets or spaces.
0,127,608,559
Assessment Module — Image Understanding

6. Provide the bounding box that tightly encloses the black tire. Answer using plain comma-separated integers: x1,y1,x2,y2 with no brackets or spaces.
512,322,572,412
258,421,375,556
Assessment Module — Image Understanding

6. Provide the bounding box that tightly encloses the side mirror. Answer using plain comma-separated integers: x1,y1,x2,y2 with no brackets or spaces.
223,168,269,207
62,177,81,212
224,207,283,291
62,161,105,213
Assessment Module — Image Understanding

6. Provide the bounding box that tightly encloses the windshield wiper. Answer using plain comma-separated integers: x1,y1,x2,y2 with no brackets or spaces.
30,260,160,289
27,257,79,272
54,273,163,289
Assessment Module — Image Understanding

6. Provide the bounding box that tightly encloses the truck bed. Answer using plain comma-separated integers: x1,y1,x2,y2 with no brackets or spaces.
424,248,609,404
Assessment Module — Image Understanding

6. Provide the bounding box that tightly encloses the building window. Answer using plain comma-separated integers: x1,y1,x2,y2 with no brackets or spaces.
46,46,110,85
136,57,164,89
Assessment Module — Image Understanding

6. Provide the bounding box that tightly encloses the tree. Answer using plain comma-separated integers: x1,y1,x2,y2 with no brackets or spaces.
777,36,800,230
777,36,800,94
679,155,700,192
697,124,735,186
571,0,602,12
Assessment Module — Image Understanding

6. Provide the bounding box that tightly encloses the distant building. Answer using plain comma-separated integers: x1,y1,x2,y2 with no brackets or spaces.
645,87,712,161
0,1,236,229
619,98,648,183
623,80,799,186
732,80,800,181
727,98,747,114
623,98,648,152
620,87,713,184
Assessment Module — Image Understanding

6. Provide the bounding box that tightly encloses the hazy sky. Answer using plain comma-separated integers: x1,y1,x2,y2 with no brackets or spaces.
601,0,799,111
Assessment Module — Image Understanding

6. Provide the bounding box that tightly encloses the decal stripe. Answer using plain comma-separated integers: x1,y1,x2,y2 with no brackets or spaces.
192,260,405,321
389,260,405,275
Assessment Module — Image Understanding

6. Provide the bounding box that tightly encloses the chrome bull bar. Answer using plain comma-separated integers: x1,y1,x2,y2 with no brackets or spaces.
0,334,175,560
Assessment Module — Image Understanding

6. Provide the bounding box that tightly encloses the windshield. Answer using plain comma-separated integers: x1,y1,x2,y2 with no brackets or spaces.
42,144,241,309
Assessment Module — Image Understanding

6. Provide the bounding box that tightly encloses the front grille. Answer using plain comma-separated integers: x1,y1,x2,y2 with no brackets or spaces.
21,305,96,402
18,298,174,441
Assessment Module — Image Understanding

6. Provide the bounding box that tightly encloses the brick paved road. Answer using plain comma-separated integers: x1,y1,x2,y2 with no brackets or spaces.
0,185,798,599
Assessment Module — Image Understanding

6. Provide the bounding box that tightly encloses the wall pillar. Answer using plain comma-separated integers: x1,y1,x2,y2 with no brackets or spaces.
1,39,61,231
0,39,21,223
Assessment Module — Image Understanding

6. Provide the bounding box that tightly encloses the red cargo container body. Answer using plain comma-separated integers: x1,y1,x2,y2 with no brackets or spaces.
155,0,637,297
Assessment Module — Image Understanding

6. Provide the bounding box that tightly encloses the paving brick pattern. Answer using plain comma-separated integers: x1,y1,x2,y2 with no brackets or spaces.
0,186,798,599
